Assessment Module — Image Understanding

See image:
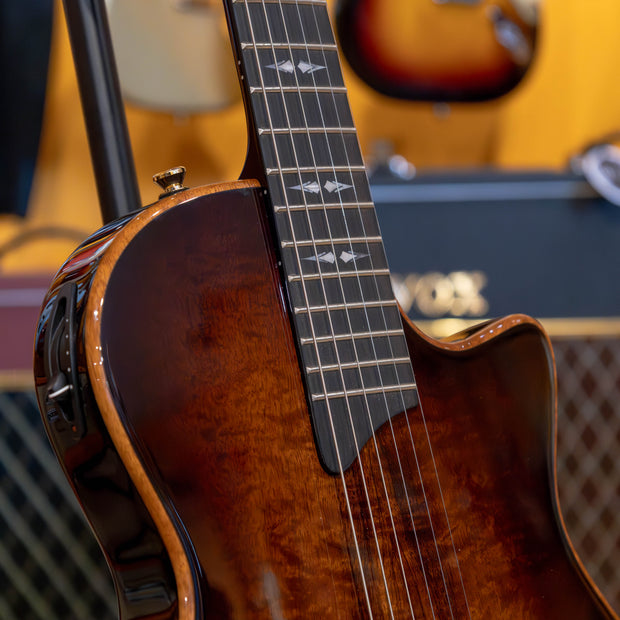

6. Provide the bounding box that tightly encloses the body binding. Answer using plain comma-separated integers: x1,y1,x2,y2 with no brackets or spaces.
34,181,615,619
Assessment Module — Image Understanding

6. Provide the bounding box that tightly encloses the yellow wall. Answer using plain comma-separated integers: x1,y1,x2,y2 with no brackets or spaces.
2,0,620,274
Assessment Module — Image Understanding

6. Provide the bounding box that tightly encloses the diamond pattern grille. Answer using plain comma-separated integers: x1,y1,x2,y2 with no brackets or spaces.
0,336,618,617
554,336,620,613
0,391,116,620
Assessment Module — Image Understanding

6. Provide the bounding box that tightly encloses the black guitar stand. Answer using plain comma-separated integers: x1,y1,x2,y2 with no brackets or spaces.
62,0,141,223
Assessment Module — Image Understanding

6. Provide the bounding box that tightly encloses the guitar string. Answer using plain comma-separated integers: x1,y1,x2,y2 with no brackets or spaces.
255,2,452,615
305,17,470,620
293,12,439,620
269,1,416,616
238,1,469,617
296,7,443,617
308,4,473,614
237,1,375,615
304,2,468,616
283,1,431,615
249,1,398,615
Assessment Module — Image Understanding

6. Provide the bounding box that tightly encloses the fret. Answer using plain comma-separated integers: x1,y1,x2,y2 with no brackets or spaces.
281,236,382,248
267,165,366,175
288,269,390,282
312,384,417,402
301,329,405,345
281,246,387,283
274,201,373,211
261,132,363,172
295,299,398,314
241,42,337,50
234,2,335,48
251,91,354,132
288,276,395,320
268,171,371,206
250,86,347,93
288,275,396,321
235,0,326,4
243,48,344,90
276,200,380,245
300,331,411,367
306,357,411,373
295,302,402,344
259,127,357,135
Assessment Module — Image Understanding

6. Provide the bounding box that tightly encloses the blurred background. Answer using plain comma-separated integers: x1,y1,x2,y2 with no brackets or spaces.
0,0,618,617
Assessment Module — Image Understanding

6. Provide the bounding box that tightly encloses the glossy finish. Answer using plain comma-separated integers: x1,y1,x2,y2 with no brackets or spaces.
336,0,538,102
34,209,183,619
36,181,613,619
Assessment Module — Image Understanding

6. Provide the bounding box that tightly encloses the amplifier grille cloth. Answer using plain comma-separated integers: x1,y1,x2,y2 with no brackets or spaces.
0,391,116,620
555,336,620,611
0,336,618,617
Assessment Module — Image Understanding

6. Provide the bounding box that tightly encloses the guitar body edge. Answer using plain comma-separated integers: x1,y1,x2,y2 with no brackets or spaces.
34,182,616,619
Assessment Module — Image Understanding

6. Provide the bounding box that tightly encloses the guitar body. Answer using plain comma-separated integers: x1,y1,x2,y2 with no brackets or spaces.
34,181,612,619
336,0,538,101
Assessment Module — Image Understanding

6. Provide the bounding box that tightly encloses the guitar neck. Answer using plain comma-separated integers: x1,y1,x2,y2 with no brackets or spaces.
224,0,417,474
227,1,371,200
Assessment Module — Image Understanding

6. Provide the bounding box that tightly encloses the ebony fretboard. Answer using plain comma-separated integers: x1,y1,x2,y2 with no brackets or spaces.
227,0,418,473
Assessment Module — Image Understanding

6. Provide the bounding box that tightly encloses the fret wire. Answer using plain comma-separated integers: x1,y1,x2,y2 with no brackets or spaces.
306,357,411,373
259,127,356,135
235,0,325,3
242,42,337,49
301,329,405,345
288,269,390,282
295,299,398,314
264,0,375,455
312,384,417,402
268,165,365,174
259,0,365,449
281,236,382,247
274,201,374,212
250,85,347,93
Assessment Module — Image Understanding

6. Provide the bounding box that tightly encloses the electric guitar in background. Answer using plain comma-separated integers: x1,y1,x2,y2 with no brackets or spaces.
34,0,616,618
336,0,539,101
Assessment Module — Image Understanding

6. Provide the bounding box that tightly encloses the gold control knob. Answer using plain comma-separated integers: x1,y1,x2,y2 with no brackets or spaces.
153,166,188,197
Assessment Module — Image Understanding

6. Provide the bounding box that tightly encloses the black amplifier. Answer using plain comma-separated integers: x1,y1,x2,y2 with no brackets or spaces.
371,168,620,332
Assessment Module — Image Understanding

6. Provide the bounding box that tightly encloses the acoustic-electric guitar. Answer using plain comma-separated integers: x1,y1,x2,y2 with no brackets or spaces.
34,1,616,618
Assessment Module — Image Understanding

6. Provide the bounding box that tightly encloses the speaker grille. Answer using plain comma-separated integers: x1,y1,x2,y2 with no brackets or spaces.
555,336,620,612
0,391,116,620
